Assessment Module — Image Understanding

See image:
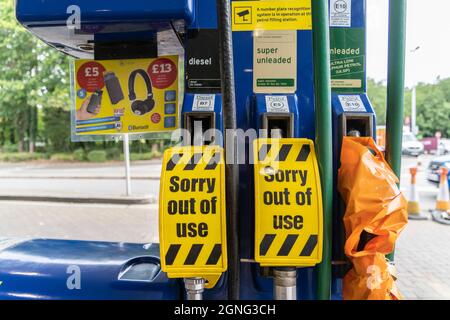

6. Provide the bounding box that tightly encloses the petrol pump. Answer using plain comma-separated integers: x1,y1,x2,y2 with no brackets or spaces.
329,0,377,292
3,0,409,301
233,0,323,299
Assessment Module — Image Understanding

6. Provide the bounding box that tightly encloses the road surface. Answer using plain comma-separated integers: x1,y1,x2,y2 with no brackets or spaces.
0,160,162,198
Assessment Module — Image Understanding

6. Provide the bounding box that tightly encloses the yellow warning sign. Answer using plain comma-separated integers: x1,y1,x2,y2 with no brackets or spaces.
159,146,227,288
232,0,312,32
253,138,323,267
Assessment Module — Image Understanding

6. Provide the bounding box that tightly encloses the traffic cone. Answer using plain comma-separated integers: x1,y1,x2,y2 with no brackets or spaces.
407,167,427,220
436,167,450,211
431,167,450,224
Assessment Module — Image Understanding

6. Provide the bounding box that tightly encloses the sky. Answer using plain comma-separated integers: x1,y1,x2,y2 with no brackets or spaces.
367,0,450,87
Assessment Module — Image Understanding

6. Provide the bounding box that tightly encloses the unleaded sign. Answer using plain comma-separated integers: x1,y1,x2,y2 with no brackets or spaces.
159,146,227,288
253,138,323,267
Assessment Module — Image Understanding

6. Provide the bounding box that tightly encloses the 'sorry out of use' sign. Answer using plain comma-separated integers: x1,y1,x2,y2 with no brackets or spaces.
253,138,323,267
159,146,227,288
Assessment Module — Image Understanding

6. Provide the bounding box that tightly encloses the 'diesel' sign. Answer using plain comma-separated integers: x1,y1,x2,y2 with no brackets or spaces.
159,146,227,288
253,138,323,267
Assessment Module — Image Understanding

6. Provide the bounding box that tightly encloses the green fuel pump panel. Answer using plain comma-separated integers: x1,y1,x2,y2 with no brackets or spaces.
2,0,406,300
330,0,378,286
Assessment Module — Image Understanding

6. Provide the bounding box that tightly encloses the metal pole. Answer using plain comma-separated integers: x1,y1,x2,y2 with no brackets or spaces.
411,86,417,134
409,46,420,135
216,0,240,300
386,0,407,262
184,278,205,300
123,134,132,196
312,0,333,300
274,268,297,300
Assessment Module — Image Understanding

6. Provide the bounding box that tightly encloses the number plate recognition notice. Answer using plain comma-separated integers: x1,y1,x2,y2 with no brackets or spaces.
159,146,227,288
253,139,323,267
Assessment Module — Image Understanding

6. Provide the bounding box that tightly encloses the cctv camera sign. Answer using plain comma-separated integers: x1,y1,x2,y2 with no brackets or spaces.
72,56,179,137
231,0,312,31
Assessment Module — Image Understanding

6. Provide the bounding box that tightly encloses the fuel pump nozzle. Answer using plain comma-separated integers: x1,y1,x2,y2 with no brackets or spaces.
184,277,205,300
270,127,284,139
347,130,361,137
274,267,297,300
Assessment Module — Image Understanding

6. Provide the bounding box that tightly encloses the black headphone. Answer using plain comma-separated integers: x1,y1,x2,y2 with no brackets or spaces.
128,69,155,116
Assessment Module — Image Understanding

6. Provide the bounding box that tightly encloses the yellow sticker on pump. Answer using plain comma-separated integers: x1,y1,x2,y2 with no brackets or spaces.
253,138,323,267
159,146,227,288
232,0,312,32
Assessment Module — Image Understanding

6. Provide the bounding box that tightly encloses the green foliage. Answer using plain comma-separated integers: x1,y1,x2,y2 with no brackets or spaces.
87,150,107,163
367,78,450,138
42,108,71,152
72,148,86,161
415,78,450,138
367,79,387,125
105,148,121,160
0,0,71,153
50,153,74,161
1,143,18,153
150,149,162,159
0,152,45,162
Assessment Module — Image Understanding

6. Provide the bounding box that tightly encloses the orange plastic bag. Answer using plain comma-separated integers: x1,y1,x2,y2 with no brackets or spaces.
338,137,408,300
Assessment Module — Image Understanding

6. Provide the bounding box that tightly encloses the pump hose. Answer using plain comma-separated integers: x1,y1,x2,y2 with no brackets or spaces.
216,0,240,300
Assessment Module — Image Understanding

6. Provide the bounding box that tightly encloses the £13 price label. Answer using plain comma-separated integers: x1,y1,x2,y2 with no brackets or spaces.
148,58,177,89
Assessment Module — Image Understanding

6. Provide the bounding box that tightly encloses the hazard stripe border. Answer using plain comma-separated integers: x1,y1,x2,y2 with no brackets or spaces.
159,145,228,277
253,138,323,267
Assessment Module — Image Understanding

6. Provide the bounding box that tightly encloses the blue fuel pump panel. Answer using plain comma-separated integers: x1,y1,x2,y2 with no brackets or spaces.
230,0,317,300
15,0,196,58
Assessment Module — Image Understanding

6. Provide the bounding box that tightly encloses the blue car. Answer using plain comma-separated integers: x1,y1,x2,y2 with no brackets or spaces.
427,155,450,187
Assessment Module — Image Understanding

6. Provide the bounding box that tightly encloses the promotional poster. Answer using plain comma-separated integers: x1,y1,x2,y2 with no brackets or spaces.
73,56,179,136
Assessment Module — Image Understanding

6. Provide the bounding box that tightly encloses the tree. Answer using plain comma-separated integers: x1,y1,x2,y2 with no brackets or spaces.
415,79,450,138
0,0,71,152
367,78,387,125
42,108,71,152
